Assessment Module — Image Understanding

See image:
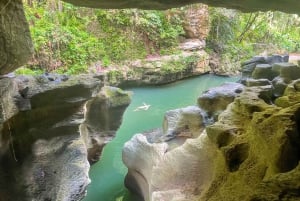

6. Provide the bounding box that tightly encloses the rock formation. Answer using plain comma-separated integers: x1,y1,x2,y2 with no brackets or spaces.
123,56,300,201
0,0,33,75
106,51,210,87
182,4,209,40
0,74,130,200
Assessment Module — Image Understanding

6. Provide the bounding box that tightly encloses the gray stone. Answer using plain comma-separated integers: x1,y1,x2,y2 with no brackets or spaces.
252,64,274,80
198,82,244,119
0,0,33,75
272,76,288,98
0,75,130,201
279,63,300,82
244,78,271,87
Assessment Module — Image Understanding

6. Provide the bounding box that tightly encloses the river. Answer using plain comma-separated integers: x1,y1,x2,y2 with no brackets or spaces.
83,74,239,201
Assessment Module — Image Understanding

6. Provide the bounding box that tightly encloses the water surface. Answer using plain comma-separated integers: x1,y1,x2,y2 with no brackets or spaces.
83,74,239,201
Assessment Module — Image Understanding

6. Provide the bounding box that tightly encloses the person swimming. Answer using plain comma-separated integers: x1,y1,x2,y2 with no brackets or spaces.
134,102,151,111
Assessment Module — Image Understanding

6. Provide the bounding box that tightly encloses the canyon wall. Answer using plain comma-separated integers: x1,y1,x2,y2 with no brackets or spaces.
0,74,130,200
123,55,300,201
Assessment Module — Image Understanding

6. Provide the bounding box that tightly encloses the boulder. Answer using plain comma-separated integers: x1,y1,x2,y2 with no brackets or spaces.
123,132,216,201
273,62,300,82
251,64,274,80
159,106,206,142
197,82,244,120
241,55,289,80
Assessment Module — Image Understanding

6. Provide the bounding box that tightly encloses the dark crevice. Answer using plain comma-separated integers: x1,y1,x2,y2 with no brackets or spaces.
224,143,249,172
277,108,300,173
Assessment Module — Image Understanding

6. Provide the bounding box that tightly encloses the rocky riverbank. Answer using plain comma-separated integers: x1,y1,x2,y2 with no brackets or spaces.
122,55,300,201
0,74,130,201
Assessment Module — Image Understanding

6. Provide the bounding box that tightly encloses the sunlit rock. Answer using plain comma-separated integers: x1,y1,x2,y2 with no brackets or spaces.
123,131,216,201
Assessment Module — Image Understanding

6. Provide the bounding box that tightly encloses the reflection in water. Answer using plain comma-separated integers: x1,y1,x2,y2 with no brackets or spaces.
84,74,239,201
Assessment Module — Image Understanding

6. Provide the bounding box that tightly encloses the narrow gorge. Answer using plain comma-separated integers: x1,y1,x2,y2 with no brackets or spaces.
1,0,300,201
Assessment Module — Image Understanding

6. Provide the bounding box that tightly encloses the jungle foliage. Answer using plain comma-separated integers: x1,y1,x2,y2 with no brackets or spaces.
207,8,300,71
20,1,300,75
23,0,184,74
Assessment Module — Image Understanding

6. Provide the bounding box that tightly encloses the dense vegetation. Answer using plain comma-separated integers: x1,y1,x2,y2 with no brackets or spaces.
207,8,300,71
21,1,184,74
19,0,300,75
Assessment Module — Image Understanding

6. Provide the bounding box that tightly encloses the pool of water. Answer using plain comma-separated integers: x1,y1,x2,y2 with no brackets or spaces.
83,74,239,201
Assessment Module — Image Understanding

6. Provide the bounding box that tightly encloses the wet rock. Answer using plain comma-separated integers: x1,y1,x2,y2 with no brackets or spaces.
241,55,288,80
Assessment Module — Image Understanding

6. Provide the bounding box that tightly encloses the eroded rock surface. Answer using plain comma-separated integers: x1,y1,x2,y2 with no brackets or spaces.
0,0,33,75
0,74,130,201
123,56,300,201
198,82,244,120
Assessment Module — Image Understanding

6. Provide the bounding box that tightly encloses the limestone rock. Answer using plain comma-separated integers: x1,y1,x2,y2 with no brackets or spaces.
82,86,131,164
197,82,244,119
123,56,300,201
251,64,274,80
244,78,271,87
179,39,206,51
202,86,300,201
182,4,209,39
241,55,289,80
24,136,90,201
0,0,33,75
123,132,216,201
0,75,129,201
119,51,209,87
272,76,288,98
273,62,300,82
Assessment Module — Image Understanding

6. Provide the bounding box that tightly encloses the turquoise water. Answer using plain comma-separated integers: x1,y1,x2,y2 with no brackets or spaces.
83,74,239,201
